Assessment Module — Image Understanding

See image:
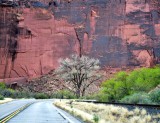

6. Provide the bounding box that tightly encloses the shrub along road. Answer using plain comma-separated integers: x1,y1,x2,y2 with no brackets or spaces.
0,99,82,123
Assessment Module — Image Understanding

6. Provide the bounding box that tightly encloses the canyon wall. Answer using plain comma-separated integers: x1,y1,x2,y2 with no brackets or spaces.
0,0,160,80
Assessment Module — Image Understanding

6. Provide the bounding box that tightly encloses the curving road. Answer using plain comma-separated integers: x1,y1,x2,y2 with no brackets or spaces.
0,99,35,119
0,99,82,123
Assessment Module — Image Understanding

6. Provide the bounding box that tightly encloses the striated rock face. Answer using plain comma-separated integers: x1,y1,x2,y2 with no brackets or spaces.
0,7,19,79
0,7,78,79
0,0,160,80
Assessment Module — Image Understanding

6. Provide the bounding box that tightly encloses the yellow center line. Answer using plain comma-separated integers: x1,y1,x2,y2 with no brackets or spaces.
0,103,34,123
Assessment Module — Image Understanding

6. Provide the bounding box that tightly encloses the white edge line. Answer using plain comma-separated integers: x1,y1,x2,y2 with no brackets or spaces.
55,107,75,123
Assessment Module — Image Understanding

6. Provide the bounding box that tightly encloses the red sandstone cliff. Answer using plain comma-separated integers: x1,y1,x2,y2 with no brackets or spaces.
0,0,160,80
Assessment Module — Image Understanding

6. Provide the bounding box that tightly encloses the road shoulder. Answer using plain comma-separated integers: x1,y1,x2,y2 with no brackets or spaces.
0,98,14,104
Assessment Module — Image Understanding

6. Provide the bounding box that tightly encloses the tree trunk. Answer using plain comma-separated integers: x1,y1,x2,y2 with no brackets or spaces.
82,88,85,97
76,88,81,98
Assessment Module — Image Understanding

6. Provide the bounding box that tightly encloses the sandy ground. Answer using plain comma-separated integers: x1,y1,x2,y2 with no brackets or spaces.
0,98,14,104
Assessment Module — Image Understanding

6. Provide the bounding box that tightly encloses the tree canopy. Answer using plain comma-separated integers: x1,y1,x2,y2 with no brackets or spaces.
56,54,101,97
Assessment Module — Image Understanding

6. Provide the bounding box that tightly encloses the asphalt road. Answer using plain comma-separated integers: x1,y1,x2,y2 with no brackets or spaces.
0,99,82,123
0,99,35,119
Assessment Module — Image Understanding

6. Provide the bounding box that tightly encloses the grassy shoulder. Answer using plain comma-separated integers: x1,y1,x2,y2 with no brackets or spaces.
54,100,160,123
0,98,14,104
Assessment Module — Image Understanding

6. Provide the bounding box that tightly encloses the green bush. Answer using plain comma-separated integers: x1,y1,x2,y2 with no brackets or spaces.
101,72,131,102
100,67,160,102
120,93,152,104
20,91,35,98
93,114,99,123
0,89,15,97
51,90,76,99
0,82,36,99
149,90,160,104
10,91,19,98
80,93,102,101
0,82,6,89
10,91,27,99
127,67,160,92
0,94,4,100
34,93,49,99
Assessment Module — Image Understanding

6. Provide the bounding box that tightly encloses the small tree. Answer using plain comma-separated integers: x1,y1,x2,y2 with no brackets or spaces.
56,54,101,98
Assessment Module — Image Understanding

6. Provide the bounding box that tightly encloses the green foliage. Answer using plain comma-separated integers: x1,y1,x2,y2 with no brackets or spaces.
93,114,99,123
0,88,15,97
100,67,160,102
80,92,109,102
10,91,34,99
127,67,160,92
149,90,160,104
34,93,49,99
120,90,160,105
0,82,49,99
0,88,36,99
120,93,152,104
101,72,131,102
80,93,101,100
0,86,75,99
51,90,76,99
19,91,35,98
0,83,76,99
0,82,6,89
0,94,4,100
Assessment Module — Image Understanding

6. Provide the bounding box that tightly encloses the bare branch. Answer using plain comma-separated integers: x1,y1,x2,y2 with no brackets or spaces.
56,54,101,97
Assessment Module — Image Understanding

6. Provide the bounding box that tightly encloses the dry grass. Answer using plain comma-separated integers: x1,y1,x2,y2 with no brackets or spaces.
0,98,14,104
54,100,158,123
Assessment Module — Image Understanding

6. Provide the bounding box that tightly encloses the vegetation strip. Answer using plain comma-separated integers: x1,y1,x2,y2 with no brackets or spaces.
54,100,160,123
0,103,34,123
0,98,14,105
79,101,160,109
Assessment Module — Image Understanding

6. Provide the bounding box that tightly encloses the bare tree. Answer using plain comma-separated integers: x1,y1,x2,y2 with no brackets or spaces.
56,54,102,97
